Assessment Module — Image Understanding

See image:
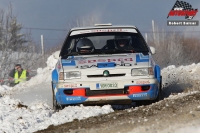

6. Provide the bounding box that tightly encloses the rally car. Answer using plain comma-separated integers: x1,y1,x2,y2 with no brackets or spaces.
51,23,162,110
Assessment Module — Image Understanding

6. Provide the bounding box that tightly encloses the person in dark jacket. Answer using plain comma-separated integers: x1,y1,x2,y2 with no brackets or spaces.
114,36,133,50
9,64,29,87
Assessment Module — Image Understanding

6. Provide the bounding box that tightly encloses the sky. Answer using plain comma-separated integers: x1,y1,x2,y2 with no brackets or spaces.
0,0,199,49
0,51,199,132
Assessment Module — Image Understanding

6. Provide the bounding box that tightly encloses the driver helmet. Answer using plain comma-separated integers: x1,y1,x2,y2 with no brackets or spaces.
76,38,94,53
114,36,131,48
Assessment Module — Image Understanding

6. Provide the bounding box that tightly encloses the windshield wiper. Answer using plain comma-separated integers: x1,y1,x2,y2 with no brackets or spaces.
64,52,80,56
103,49,134,54
62,52,80,58
63,52,97,58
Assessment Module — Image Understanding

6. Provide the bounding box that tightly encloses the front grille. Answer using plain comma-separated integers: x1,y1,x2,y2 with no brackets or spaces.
86,88,128,96
87,73,125,78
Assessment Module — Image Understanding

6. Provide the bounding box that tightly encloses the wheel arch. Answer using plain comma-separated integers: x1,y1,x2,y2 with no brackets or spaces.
154,65,161,83
52,69,58,84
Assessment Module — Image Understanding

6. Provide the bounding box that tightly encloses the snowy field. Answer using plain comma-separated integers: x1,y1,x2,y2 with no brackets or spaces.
0,51,200,132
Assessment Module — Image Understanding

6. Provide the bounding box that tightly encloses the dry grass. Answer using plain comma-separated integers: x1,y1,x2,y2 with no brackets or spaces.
148,31,200,68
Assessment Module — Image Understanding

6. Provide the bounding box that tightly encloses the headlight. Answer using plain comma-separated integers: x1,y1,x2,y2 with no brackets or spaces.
65,71,81,79
59,71,81,80
131,68,153,76
59,72,64,80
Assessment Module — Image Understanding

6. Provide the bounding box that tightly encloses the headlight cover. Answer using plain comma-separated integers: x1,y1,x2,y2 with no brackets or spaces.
59,71,81,80
65,71,81,79
131,68,153,76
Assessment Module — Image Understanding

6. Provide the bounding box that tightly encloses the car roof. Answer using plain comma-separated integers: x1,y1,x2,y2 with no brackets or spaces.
59,24,141,56
70,25,138,31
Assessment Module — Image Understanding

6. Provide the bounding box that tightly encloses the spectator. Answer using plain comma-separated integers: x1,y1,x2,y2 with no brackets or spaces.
9,64,29,87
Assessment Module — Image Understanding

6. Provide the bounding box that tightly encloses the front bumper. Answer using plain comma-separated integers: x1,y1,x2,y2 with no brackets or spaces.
53,78,159,105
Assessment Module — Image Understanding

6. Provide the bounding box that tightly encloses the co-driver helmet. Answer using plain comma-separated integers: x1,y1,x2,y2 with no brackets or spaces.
76,38,94,52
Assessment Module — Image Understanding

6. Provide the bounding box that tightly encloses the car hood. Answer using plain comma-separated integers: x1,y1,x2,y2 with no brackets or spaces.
59,53,151,70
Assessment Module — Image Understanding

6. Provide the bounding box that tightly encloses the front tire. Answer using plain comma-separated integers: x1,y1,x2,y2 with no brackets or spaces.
52,81,59,111
52,92,59,111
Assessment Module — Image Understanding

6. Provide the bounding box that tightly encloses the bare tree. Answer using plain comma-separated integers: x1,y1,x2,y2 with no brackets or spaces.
149,22,200,68
0,4,48,85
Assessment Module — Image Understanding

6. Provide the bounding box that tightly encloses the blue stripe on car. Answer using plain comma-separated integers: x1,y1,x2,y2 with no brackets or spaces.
136,53,149,62
154,65,161,83
52,69,58,84
56,88,87,105
61,56,76,66
97,62,116,68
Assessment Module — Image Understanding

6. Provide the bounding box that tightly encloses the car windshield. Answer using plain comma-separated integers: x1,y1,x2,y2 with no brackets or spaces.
61,32,149,57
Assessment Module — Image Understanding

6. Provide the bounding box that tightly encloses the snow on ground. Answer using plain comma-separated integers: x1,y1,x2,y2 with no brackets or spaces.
0,51,114,133
0,51,200,132
0,95,113,133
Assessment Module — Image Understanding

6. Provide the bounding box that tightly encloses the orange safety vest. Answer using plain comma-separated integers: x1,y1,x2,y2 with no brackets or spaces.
14,70,27,83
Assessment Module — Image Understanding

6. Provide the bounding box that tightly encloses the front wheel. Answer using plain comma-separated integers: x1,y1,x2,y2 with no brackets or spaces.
151,76,162,103
52,81,60,111
52,92,59,111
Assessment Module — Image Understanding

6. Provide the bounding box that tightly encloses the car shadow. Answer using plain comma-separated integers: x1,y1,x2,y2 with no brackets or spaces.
161,83,193,99
112,82,194,110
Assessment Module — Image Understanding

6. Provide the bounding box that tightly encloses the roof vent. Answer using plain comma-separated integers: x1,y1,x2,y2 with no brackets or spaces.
94,23,112,26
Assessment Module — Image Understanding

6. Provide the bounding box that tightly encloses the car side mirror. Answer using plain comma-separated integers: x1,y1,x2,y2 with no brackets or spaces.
149,46,156,55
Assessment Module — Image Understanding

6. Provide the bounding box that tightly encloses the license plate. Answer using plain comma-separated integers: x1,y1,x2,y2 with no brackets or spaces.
96,83,118,89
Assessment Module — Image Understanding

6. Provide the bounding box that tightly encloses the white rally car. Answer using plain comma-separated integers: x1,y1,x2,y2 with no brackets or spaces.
52,24,162,110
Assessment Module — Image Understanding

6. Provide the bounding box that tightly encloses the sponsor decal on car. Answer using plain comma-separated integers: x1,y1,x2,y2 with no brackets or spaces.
78,58,133,64
64,84,78,88
66,96,82,101
70,29,137,36
136,80,150,84
132,93,148,97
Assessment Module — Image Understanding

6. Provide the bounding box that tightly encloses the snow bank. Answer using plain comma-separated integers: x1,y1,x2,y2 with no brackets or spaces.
0,96,113,133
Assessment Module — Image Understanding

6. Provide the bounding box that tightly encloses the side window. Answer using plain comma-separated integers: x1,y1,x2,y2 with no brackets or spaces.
69,39,77,52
